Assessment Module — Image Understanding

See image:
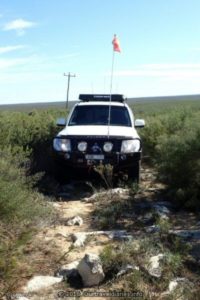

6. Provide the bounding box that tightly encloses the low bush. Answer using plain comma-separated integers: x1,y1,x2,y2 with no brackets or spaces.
0,108,64,296
0,150,53,223
138,104,200,209
0,149,55,295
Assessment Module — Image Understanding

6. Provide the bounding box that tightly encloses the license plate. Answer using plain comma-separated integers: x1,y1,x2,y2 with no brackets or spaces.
85,154,104,160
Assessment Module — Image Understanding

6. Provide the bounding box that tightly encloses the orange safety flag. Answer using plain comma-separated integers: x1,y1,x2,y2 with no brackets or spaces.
112,34,121,52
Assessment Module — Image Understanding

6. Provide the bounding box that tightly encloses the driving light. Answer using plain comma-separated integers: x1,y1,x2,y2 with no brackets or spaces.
103,142,113,152
121,139,140,153
53,138,71,152
77,141,87,152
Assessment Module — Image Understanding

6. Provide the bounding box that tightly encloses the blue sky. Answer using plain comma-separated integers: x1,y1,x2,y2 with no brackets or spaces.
1,0,200,104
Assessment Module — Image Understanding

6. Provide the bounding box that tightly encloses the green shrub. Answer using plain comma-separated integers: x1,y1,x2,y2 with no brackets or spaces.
139,104,200,209
155,122,200,208
0,149,55,295
0,151,53,223
0,109,64,150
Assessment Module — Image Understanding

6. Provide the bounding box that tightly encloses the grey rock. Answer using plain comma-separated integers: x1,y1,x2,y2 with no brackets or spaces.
83,188,129,202
23,275,62,293
77,253,105,287
71,230,133,247
71,232,86,247
116,264,139,277
56,260,79,279
168,277,190,292
66,216,83,226
162,277,193,299
106,230,129,239
146,254,164,278
8,295,30,300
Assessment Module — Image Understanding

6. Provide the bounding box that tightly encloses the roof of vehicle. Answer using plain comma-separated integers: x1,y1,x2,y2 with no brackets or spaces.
76,101,127,107
79,94,126,103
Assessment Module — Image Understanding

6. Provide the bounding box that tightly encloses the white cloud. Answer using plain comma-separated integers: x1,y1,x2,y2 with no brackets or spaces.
3,18,36,36
0,45,26,54
0,57,32,69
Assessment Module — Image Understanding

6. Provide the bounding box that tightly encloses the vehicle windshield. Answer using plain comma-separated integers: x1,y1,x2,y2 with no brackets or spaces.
68,105,132,127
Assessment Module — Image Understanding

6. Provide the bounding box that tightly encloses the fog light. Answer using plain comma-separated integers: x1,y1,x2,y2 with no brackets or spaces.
78,141,87,152
103,142,113,152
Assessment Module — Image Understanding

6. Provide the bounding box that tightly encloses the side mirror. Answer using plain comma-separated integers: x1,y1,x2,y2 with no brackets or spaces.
135,119,145,128
56,118,66,126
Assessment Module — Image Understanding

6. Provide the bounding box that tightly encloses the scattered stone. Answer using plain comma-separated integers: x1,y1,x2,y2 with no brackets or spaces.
146,254,164,278
71,230,132,247
23,275,62,293
106,230,130,240
83,188,129,202
66,216,83,226
77,253,105,287
116,264,139,277
168,277,190,293
9,295,30,300
161,277,194,300
71,232,87,247
56,260,79,279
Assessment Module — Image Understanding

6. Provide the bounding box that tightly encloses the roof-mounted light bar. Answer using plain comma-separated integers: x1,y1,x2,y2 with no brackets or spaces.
79,94,126,103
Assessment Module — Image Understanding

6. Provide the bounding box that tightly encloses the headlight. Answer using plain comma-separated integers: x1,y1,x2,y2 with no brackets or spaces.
53,138,71,152
121,139,141,153
77,141,87,152
103,142,113,152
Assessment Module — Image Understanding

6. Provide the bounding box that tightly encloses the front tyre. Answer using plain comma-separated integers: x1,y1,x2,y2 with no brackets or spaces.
53,161,71,183
127,161,141,183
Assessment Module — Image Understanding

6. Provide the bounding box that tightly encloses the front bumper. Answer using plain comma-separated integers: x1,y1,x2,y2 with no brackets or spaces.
53,150,141,171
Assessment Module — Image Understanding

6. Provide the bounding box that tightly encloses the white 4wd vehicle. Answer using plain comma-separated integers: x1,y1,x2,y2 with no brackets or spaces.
53,94,145,182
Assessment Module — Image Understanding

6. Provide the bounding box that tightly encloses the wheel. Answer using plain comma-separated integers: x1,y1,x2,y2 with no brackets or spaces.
53,161,71,183
127,161,141,183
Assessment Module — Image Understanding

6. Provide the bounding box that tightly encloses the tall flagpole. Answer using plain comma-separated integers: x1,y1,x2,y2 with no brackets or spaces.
107,34,121,138
107,48,115,137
